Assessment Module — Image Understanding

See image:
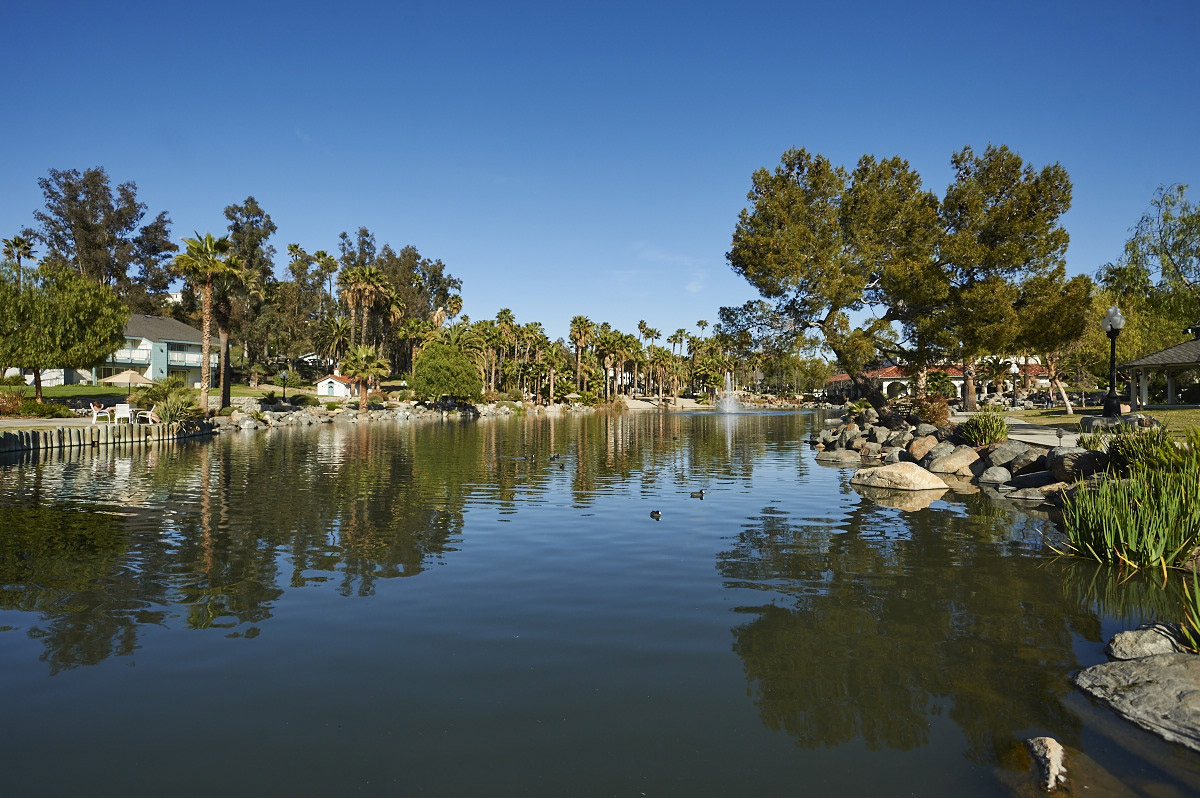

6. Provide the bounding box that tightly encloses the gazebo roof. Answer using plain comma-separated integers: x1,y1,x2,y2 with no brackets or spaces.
1121,338,1200,369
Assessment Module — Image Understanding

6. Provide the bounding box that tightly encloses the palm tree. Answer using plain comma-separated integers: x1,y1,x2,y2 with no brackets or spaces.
668,328,687,357
569,315,595,390
696,319,709,337
316,315,352,368
2,235,35,286
172,232,240,414
340,344,391,412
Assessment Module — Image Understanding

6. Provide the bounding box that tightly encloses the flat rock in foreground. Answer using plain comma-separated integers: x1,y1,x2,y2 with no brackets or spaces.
850,461,948,491
1074,653,1200,752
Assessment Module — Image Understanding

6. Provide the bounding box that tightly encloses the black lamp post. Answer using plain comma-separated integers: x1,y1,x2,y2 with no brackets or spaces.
1009,362,1020,409
1101,306,1126,418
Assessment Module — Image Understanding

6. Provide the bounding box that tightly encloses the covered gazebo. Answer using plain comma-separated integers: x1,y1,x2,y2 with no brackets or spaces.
1121,320,1200,407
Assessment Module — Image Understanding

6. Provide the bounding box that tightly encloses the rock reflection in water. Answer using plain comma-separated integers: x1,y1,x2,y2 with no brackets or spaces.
851,484,947,511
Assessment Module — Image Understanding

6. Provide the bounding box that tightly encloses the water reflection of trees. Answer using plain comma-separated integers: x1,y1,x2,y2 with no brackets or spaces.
719,496,1124,763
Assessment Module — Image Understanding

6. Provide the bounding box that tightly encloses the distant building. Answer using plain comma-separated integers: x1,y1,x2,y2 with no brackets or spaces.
315,373,358,399
825,361,1049,401
7,315,218,388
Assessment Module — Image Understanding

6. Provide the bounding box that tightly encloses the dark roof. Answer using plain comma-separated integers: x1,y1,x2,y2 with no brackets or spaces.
125,315,213,345
1121,338,1200,368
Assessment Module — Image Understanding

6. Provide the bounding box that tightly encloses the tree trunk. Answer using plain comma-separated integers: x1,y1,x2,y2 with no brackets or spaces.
962,360,977,412
218,325,232,410
1052,377,1074,414
33,368,43,404
199,282,213,414
914,366,928,400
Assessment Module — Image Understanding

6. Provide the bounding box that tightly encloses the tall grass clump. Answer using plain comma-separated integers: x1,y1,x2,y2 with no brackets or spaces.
957,405,1010,446
1182,567,1200,654
1061,427,1200,570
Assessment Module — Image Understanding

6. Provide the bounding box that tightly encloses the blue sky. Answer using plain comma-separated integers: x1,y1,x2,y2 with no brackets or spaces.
4,0,1198,342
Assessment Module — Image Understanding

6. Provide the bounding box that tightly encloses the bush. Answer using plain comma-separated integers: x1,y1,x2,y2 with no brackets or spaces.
290,393,319,407
0,387,26,415
218,405,235,417
957,405,1009,446
911,395,950,427
0,374,27,386
325,402,341,411
18,400,75,418
576,390,599,406
156,391,200,425
260,390,278,404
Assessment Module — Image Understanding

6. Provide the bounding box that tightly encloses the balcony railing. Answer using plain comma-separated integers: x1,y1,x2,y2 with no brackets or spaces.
110,349,151,364
166,352,218,367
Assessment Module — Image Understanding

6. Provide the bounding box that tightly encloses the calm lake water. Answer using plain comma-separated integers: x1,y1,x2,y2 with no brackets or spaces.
2,410,1199,796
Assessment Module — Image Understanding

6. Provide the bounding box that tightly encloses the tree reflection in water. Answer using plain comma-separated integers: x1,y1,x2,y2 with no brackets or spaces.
719,488,1164,765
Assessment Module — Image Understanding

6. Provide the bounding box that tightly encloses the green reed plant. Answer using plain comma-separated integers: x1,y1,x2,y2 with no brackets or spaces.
155,390,200,425
1061,466,1200,570
1182,567,1200,654
957,405,1010,446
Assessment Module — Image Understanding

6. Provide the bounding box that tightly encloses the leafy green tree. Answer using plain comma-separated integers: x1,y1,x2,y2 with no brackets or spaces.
29,167,177,313
172,233,240,414
219,197,277,409
411,341,481,403
1016,272,1096,412
0,266,128,402
339,345,391,412
727,145,1071,422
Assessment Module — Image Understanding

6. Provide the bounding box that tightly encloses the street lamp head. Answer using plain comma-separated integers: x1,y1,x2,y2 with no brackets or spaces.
1008,362,1019,375
1101,306,1126,333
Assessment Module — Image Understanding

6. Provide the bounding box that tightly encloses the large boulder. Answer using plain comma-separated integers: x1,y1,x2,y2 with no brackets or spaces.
1049,446,1108,483
914,423,938,438
978,466,1012,484
815,448,863,466
1009,470,1057,489
838,423,862,448
886,429,914,448
1008,448,1046,475
927,445,980,476
907,434,940,461
850,461,949,491
869,425,891,444
987,439,1032,468
920,441,956,468
1075,653,1200,752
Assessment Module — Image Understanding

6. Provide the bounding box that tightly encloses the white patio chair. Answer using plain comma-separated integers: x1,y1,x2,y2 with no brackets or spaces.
91,406,111,424
113,403,132,424
135,405,158,424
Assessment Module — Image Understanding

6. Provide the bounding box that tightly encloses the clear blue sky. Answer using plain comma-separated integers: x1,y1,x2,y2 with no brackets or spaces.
4,0,1198,342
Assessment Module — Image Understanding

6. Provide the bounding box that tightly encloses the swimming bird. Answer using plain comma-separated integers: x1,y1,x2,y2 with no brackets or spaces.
650,510,661,520
690,489,706,499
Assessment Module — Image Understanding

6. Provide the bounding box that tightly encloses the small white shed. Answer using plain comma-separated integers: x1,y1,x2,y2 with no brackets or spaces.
315,374,358,399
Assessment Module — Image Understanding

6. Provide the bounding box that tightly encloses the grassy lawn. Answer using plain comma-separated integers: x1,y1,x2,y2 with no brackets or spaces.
1015,406,1200,435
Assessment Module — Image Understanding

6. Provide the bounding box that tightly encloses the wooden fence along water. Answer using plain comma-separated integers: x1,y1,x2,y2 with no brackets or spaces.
0,421,215,454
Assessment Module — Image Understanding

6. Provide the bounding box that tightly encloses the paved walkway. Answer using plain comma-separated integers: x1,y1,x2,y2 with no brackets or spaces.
950,411,1078,448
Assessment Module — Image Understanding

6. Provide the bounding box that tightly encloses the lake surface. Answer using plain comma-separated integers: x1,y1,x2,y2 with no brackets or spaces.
2,410,1199,796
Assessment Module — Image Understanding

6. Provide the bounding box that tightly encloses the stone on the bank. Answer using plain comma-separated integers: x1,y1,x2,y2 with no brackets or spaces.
1008,448,1045,475
838,423,862,448
987,439,1031,468
815,449,862,466
1106,623,1189,660
1075,653,1200,752
1049,447,1107,483
978,466,1011,484
927,445,980,476
1009,470,1057,489
914,423,938,438
882,447,903,464
1025,737,1067,791
907,435,939,461
860,441,883,458
1007,487,1050,502
886,429,913,448
869,425,891,444
850,461,948,491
